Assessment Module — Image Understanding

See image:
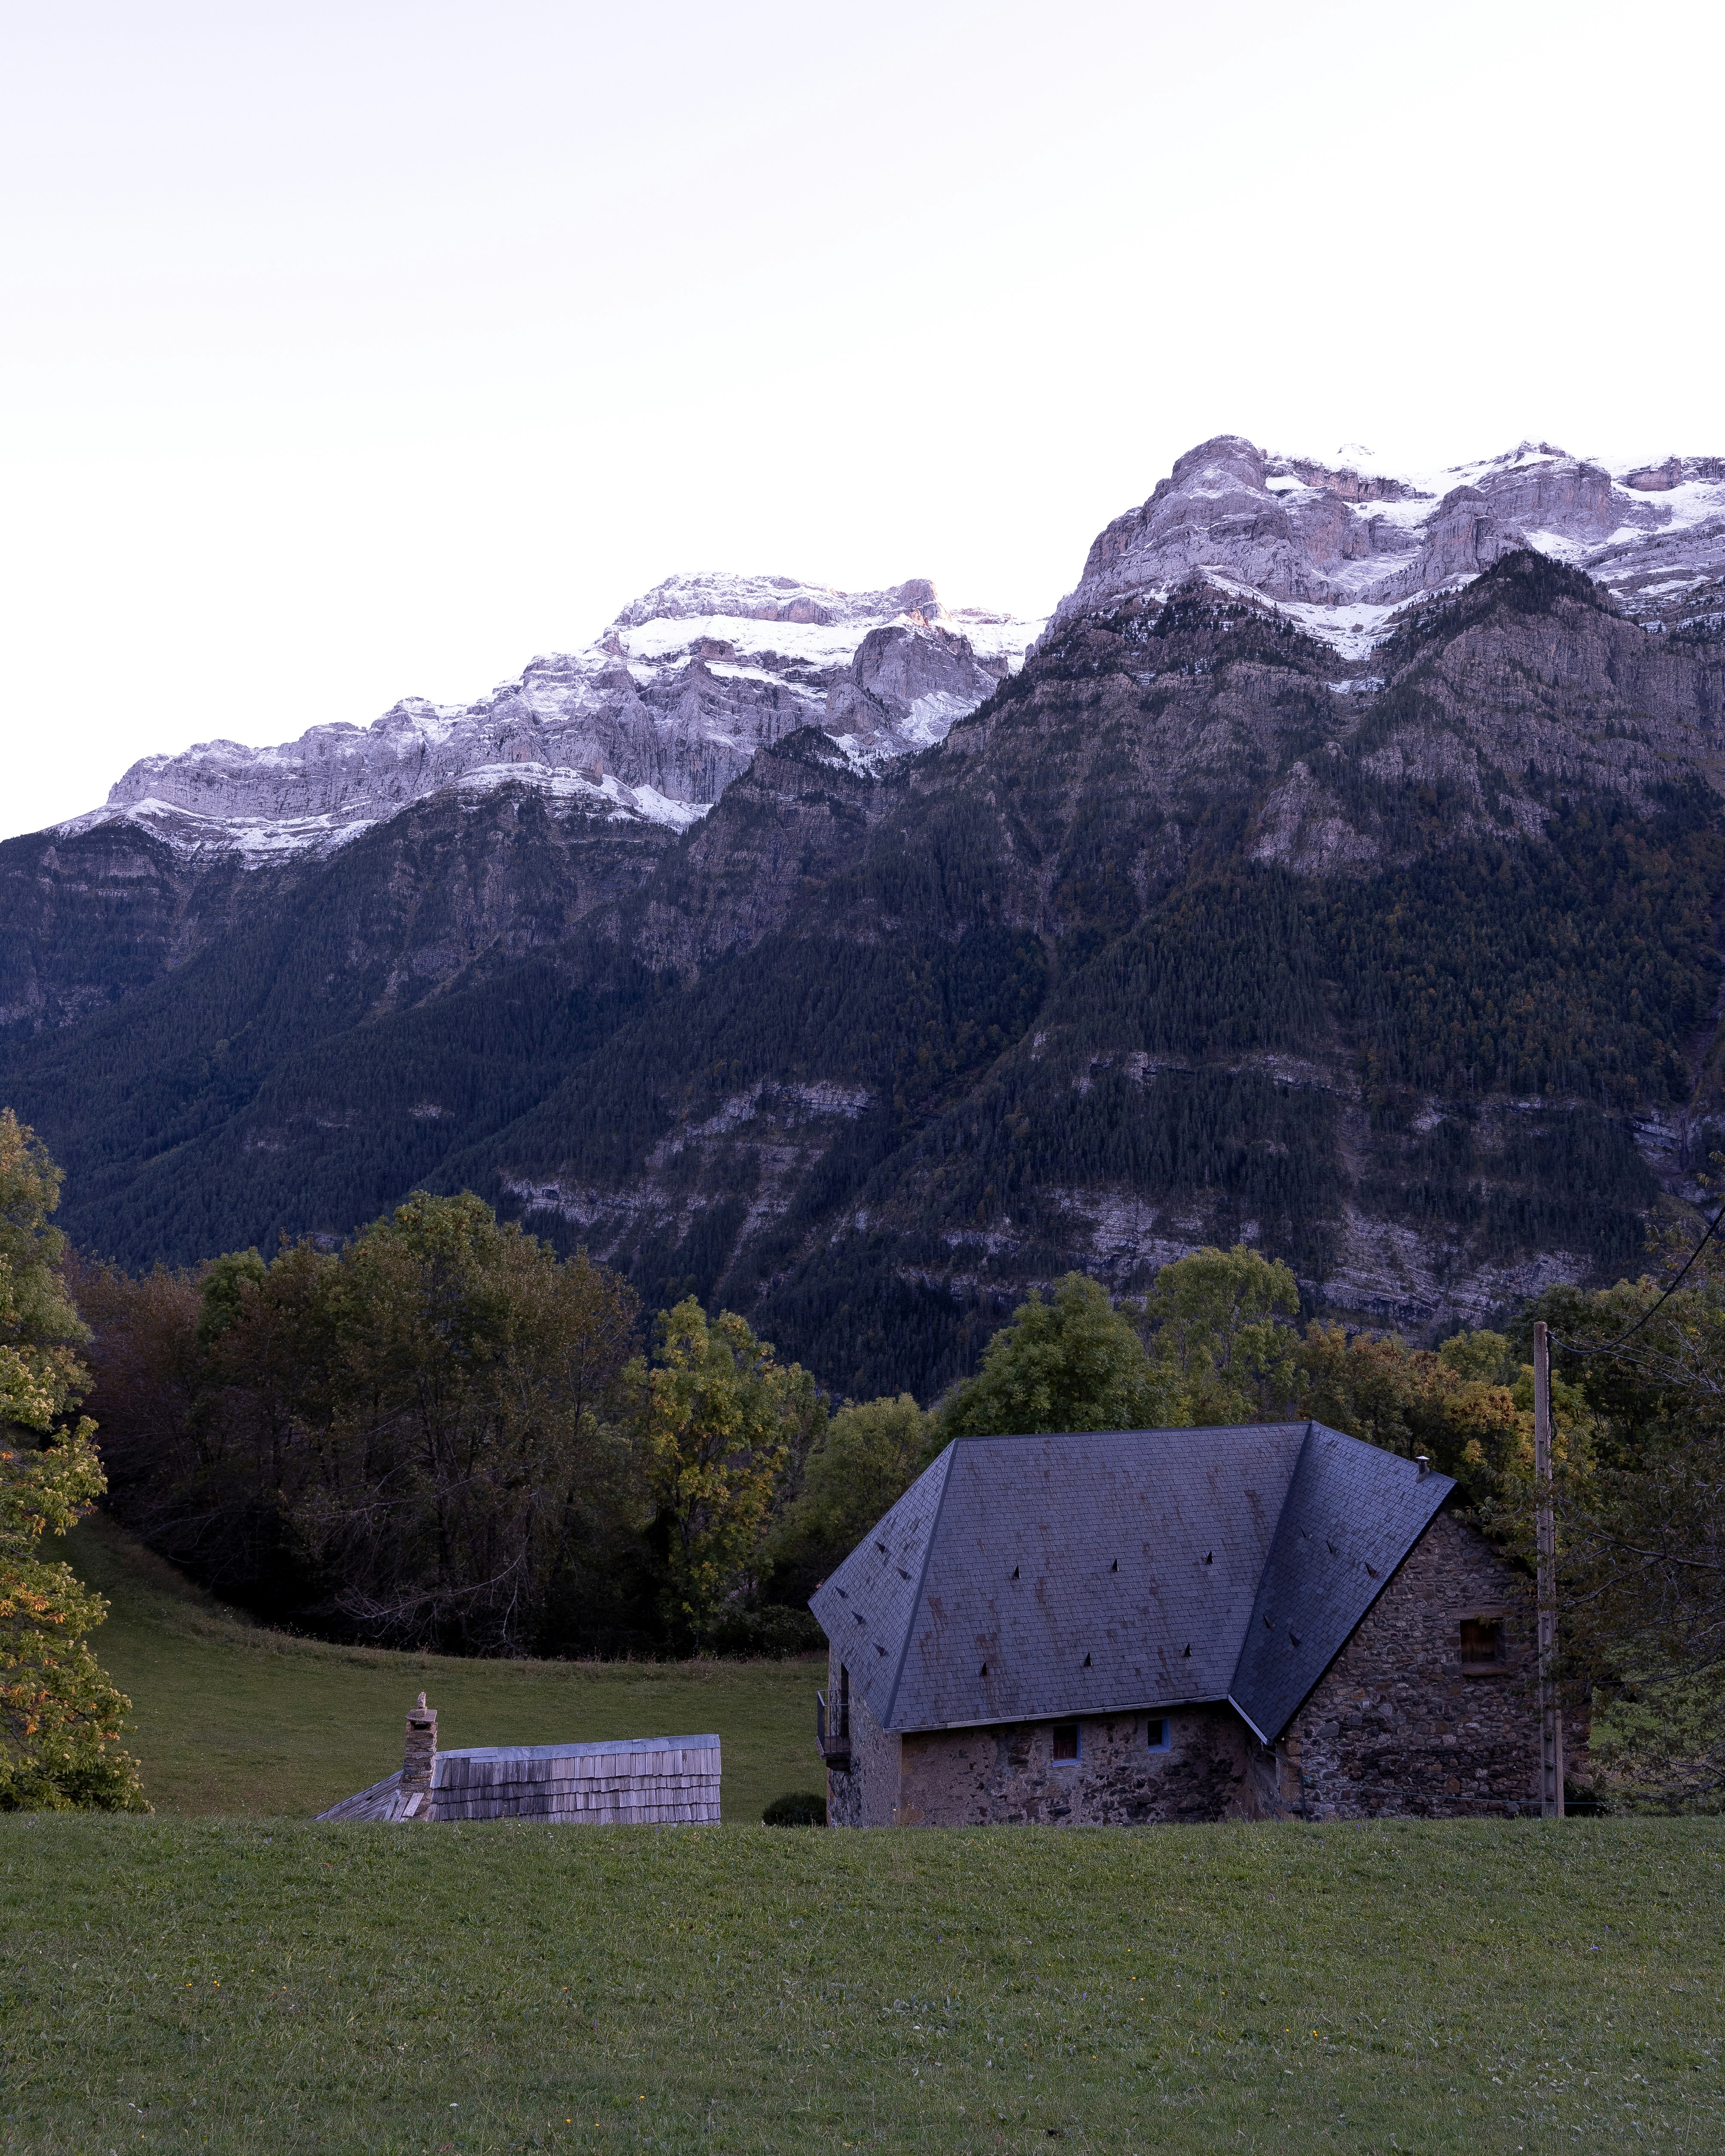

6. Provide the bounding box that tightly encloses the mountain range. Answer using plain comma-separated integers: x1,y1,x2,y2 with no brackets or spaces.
6,433,1725,1398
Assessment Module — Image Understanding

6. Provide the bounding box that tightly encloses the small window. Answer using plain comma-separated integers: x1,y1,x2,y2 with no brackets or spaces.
1147,1717,1171,1752
1051,1721,1081,1762
1459,1617,1505,1672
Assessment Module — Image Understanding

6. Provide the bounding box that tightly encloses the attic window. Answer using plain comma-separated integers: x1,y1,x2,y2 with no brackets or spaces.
1459,1616,1507,1672
1147,1717,1171,1752
1051,1722,1081,1763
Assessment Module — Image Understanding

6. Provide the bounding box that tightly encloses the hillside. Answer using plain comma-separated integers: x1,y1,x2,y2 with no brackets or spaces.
57,1510,818,1824
6,439,1725,1395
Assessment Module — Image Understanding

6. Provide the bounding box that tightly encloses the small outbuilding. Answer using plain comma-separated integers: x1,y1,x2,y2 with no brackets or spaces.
809,1422,1542,1826
317,1697,722,1824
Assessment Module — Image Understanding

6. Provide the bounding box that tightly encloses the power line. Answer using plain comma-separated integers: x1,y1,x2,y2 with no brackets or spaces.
1552,1197,1725,1361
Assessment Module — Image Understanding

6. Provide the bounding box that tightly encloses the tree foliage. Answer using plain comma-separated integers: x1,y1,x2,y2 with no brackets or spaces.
0,1110,145,1811
937,1274,1174,1439
1518,1251,1725,1807
82,1194,646,1655
1139,1245,1300,1423
769,1392,937,1597
641,1300,821,1647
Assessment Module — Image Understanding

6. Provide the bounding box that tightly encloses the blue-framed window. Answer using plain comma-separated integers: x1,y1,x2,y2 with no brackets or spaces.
1051,1721,1082,1762
1147,1717,1171,1752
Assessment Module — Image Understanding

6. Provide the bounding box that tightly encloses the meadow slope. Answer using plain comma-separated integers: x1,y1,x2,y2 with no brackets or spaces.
58,1512,823,1824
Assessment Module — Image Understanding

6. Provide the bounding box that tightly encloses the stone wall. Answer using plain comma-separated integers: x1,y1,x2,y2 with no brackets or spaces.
896,1705,1257,1827
1282,1508,1545,1819
825,1650,901,1828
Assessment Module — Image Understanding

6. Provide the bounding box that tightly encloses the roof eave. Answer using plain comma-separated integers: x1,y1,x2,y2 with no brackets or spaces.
888,1691,1229,1736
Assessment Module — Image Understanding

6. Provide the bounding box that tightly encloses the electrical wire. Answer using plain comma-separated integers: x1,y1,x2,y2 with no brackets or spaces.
1551,1197,1725,1360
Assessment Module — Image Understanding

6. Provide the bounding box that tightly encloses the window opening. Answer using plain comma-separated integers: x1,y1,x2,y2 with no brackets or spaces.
1459,1617,1505,1671
1051,1721,1081,1762
838,1662,850,1738
1147,1717,1171,1752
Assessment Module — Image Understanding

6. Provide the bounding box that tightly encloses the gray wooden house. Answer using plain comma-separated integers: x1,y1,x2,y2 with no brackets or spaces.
810,1422,1542,1826
317,1697,721,1824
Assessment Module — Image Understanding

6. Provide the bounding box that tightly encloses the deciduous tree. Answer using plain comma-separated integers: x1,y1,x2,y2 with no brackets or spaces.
937,1273,1172,1438
0,1110,145,1811
641,1300,814,1646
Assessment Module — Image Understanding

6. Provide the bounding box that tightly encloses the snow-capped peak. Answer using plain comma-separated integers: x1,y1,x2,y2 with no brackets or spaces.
62,575,1042,865
1053,434,1725,653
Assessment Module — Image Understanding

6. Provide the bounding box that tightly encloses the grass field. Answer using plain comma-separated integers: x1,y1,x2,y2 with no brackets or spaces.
5,1815,1723,2154
10,1518,1721,2154
56,1512,824,1823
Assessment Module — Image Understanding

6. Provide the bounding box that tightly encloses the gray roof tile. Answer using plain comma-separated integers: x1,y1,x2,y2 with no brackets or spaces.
1228,1425,1452,1739
809,1423,1454,1743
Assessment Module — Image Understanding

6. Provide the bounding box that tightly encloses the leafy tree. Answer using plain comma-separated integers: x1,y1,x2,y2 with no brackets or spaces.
641,1299,814,1646
1292,1319,1561,1504
937,1273,1172,1438
1139,1245,1299,1422
195,1248,267,1344
82,1193,645,1655
769,1392,936,1594
0,1109,145,1811
1518,1255,1725,1806
293,1194,644,1651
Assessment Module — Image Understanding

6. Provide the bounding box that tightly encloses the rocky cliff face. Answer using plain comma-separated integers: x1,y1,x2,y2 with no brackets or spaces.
7,435,1725,1399
473,551,1725,1368
63,572,1036,863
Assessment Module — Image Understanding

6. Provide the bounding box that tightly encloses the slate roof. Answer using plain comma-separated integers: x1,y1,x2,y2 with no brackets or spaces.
808,1423,1452,1744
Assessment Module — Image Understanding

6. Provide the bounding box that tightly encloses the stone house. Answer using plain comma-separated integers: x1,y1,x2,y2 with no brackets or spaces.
809,1422,1546,1827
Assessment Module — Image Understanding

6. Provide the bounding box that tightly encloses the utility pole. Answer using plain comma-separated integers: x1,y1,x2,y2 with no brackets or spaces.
1533,1320,1566,1819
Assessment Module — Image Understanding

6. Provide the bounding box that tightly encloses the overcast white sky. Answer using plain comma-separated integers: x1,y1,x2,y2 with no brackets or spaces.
3,0,1719,838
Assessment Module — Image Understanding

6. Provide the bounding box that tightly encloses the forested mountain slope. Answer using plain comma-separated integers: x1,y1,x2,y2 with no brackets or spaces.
7,442,1725,1400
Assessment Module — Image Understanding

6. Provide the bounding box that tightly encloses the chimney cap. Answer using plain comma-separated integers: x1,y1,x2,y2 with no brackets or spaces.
1415,1455,1430,1477
417,1692,427,1709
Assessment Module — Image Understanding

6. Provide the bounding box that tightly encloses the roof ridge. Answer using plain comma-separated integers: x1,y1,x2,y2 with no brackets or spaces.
1227,1421,1320,1706
1228,1419,1454,1742
882,1440,957,1730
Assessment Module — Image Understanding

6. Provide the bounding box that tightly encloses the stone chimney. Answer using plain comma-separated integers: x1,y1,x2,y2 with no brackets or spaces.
402,1692,437,1794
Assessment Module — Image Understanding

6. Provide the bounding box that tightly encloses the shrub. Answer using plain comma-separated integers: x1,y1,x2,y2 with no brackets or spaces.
761,1789,827,1827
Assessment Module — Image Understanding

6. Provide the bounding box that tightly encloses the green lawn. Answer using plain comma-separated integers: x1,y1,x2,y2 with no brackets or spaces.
57,1512,825,1824
4,1815,1722,2154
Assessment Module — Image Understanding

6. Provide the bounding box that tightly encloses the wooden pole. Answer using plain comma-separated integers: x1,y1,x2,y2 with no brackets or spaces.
1533,1321,1566,1819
